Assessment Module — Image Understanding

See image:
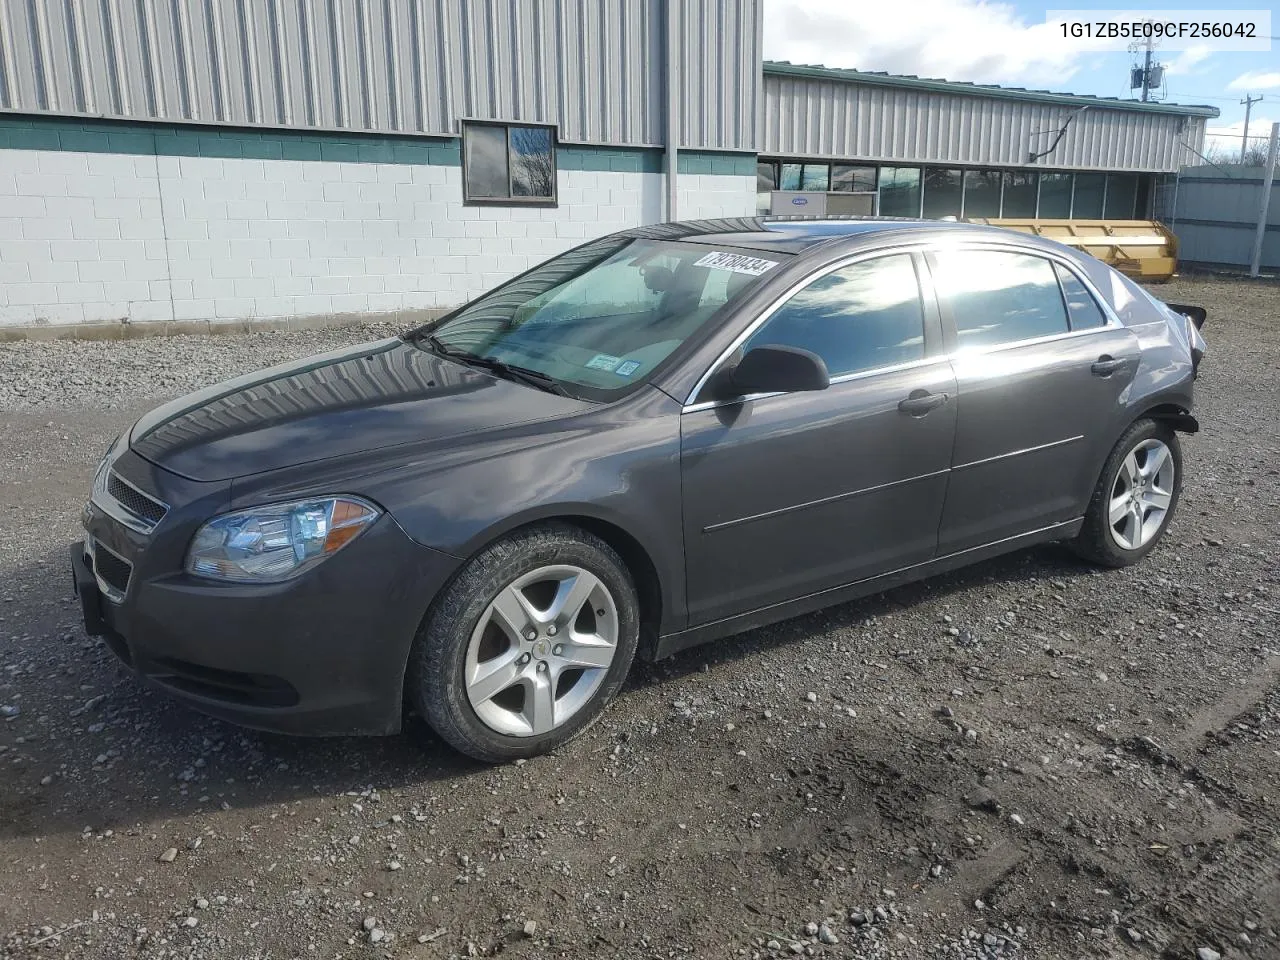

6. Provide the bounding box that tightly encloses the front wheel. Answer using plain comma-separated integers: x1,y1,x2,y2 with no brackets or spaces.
1070,419,1182,568
407,523,640,762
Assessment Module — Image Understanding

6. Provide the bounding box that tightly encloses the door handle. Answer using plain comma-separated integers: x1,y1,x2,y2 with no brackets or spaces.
1091,355,1127,377
898,390,949,416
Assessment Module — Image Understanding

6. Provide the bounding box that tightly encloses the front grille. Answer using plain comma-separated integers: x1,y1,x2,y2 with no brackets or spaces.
92,541,132,598
106,472,168,527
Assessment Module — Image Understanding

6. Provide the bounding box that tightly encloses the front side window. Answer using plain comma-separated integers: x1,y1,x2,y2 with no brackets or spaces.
931,249,1069,348
743,254,925,378
463,122,556,203
417,239,783,400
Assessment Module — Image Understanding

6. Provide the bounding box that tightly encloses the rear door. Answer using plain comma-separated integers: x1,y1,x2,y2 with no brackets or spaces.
680,251,957,626
928,246,1141,554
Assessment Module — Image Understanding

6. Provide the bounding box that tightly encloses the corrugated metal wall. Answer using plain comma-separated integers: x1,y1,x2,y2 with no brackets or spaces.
0,0,760,150
1167,167,1280,269
762,74,1206,173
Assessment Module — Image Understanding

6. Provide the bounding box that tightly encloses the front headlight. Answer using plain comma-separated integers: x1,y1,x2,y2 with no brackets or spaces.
185,496,381,583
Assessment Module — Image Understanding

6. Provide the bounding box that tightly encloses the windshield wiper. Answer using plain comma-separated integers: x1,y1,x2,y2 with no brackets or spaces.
409,332,575,398
461,355,575,397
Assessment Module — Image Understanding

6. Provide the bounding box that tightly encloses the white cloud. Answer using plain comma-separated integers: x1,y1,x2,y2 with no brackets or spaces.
1228,71,1280,91
1206,115,1277,139
1163,46,1213,77
762,0,1083,88
1204,115,1277,155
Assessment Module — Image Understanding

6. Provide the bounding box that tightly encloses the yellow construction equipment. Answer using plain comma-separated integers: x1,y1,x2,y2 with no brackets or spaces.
964,218,1177,281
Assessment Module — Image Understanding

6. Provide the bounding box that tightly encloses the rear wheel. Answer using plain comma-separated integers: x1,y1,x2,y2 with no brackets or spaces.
1070,419,1182,567
407,524,639,762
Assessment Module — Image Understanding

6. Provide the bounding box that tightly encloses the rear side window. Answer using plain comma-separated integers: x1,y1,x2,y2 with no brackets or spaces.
1054,263,1107,330
931,250,1068,349
743,254,925,378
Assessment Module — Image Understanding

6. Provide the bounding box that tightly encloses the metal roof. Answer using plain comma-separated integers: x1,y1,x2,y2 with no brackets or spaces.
763,62,1220,119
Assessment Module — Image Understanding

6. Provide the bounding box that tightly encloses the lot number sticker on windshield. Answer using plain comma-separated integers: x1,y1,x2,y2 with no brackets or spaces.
694,251,779,276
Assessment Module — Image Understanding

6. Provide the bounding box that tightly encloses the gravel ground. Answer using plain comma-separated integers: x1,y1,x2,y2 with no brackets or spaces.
0,277,1277,960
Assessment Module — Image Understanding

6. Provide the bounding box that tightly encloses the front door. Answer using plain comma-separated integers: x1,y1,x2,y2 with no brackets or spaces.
680,252,958,626
927,247,1142,554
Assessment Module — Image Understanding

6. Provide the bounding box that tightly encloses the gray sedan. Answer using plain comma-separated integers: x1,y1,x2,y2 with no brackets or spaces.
73,218,1206,761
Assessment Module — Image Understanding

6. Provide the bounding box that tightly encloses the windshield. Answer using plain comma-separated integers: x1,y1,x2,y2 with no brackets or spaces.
412,237,785,400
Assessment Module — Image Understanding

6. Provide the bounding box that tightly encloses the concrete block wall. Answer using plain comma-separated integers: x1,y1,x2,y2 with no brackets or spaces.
0,117,757,331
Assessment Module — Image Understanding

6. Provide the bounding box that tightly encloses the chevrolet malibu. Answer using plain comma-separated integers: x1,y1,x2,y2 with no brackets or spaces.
72,218,1207,762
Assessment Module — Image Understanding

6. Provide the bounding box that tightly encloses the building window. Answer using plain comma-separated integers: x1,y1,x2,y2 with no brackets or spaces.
1073,173,1106,218
832,164,877,192
780,162,830,191
1002,171,1038,217
922,168,963,218
961,169,1001,217
757,161,778,215
879,167,921,216
462,121,556,204
1104,173,1138,219
1038,173,1073,218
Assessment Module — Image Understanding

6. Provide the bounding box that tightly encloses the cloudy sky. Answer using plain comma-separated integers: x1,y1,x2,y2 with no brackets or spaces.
762,0,1279,156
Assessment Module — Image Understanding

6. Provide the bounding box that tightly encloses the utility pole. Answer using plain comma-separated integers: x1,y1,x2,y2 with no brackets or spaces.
1141,35,1154,102
1249,122,1278,277
1241,94,1264,162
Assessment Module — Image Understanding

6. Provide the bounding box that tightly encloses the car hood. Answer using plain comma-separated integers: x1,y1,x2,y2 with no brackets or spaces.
129,338,588,482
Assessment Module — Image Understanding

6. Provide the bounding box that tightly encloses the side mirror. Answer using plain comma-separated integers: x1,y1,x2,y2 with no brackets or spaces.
728,345,830,396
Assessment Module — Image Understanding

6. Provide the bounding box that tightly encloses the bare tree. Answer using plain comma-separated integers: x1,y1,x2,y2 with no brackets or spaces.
510,127,555,197
1204,139,1276,168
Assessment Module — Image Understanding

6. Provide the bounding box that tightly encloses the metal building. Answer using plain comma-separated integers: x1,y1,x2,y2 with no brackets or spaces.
0,0,1216,334
757,62,1215,220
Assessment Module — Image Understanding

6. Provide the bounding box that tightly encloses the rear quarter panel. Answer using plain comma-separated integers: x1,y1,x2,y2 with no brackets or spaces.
1074,254,1198,472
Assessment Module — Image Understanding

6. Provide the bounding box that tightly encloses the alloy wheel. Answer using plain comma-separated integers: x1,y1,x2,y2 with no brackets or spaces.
1107,437,1175,551
464,564,619,737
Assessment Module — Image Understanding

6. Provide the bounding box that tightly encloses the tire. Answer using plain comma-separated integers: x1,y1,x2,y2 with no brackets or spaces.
1070,418,1182,568
407,522,640,763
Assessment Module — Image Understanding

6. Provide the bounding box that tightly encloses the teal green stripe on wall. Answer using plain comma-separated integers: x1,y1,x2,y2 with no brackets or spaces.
557,145,664,174
0,115,460,165
559,146,757,176
677,150,757,176
0,114,756,176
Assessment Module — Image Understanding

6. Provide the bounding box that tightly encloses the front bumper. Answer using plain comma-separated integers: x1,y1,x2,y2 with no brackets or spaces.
73,472,462,737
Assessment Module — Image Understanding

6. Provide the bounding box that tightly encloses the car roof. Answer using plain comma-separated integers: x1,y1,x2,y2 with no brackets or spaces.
618,215,1078,259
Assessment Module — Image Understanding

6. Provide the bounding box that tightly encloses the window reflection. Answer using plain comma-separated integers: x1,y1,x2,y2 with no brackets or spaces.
923,168,963,218
1054,263,1106,329
1001,171,1038,217
932,250,1069,348
961,170,1001,217
1104,173,1138,219
1038,173,1073,218
879,167,921,217
832,164,876,192
745,255,925,377
1073,173,1105,218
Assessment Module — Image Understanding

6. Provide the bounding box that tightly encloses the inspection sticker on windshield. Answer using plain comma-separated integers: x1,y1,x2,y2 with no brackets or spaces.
615,360,641,377
585,353,621,372
694,251,779,276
